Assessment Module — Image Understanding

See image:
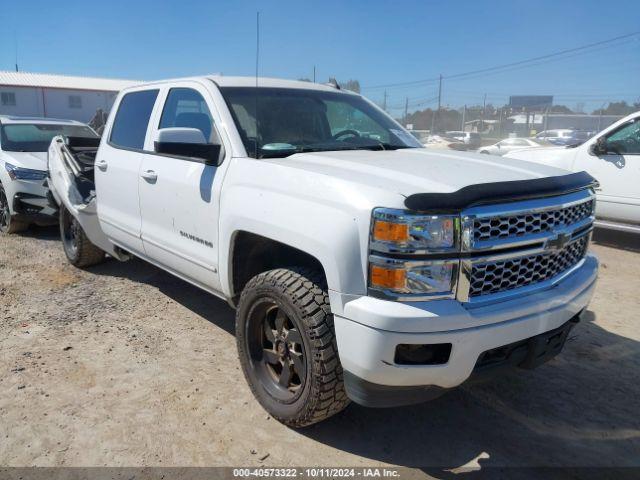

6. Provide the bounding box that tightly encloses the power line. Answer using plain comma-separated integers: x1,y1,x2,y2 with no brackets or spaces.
446,34,638,81
362,31,640,91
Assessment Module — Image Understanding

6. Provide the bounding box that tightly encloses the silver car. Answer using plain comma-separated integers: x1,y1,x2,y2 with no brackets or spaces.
478,137,547,156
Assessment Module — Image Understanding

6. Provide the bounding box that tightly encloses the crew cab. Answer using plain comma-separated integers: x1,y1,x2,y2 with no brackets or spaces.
48,76,599,427
507,111,640,233
0,116,98,234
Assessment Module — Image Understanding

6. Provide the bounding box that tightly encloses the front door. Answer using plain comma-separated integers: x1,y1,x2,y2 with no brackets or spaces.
138,85,225,291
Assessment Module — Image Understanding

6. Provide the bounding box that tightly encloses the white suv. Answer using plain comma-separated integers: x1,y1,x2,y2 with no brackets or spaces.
0,116,98,234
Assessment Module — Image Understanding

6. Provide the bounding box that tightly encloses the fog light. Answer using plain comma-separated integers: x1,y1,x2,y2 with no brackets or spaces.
394,343,452,365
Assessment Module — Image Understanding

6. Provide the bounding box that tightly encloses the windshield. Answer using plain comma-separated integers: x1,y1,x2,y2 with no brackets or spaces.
220,87,422,158
0,123,98,152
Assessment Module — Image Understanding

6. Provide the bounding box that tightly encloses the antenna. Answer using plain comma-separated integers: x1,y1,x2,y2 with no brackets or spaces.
254,11,260,159
14,31,19,72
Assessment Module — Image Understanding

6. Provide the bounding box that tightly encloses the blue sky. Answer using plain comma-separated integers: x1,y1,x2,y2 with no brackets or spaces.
2,0,639,113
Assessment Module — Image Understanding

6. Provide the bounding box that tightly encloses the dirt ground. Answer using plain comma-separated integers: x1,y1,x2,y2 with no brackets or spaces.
0,226,638,474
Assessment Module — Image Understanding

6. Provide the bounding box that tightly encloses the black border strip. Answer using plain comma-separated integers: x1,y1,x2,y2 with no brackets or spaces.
404,171,597,213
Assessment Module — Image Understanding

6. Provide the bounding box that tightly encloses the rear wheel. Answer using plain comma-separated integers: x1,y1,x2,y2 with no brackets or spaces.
60,205,105,267
0,182,28,235
236,267,350,427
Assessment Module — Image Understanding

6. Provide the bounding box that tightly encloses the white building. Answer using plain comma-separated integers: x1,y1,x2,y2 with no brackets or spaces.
0,71,139,123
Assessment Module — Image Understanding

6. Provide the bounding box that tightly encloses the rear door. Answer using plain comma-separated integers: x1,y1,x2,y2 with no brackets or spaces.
138,82,226,291
96,89,159,254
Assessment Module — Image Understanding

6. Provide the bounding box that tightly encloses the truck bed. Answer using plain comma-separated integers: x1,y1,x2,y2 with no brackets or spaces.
47,135,123,258
51,136,100,203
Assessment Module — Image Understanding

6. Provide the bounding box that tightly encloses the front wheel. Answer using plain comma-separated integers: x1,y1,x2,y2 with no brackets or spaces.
60,205,105,267
0,182,28,235
236,268,350,427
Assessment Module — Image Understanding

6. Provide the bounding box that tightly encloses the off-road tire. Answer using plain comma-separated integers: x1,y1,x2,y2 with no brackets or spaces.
0,182,28,235
236,267,350,427
60,205,105,267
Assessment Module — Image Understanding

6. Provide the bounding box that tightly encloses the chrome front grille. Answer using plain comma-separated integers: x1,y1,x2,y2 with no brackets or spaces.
458,189,595,304
468,236,589,297
473,200,594,243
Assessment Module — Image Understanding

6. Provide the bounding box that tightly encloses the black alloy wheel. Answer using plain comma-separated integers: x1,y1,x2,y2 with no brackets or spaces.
249,300,307,401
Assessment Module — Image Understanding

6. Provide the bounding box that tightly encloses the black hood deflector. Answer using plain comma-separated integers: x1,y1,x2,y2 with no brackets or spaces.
404,171,597,213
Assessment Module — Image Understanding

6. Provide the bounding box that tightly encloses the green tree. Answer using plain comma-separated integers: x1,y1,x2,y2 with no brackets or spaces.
592,101,640,116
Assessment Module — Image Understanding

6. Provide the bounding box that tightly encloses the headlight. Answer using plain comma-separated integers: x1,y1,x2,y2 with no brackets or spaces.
369,257,458,298
368,208,460,300
371,208,458,253
5,162,47,181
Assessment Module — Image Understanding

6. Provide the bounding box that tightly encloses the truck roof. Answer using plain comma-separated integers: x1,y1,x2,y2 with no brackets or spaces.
0,115,85,125
123,75,357,94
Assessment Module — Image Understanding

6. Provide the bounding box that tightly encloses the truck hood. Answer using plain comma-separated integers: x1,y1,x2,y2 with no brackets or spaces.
2,151,48,170
266,148,573,196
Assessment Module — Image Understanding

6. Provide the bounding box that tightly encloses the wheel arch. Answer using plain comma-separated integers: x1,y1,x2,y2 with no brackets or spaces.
227,230,328,308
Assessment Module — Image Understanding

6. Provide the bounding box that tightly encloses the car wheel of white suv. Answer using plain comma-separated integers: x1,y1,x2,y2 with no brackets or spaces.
0,182,28,235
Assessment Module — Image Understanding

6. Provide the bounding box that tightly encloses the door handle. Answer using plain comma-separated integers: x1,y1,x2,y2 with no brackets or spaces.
141,170,158,182
96,159,108,171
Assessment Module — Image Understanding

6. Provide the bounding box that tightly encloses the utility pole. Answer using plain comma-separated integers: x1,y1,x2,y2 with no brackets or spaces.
481,93,487,132
313,65,316,83
461,105,466,131
597,102,606,131
432,74,442,134
404,97,408,125
382,90,387,112
543,107,549,133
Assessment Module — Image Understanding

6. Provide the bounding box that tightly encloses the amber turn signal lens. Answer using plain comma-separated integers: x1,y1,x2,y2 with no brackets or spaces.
373,220,409,243
370,265,407,290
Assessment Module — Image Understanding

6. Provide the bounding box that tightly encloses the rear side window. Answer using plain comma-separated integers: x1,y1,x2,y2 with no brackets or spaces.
110,89,159,149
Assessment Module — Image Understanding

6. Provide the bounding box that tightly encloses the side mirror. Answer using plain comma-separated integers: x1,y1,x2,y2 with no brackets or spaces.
589,136,607,156
154,128,221,165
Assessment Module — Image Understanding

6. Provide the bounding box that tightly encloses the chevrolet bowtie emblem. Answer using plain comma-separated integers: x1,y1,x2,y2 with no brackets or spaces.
547,233,571,250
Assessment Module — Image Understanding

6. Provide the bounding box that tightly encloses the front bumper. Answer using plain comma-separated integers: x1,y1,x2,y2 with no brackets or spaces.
334,254,597,407
11,181,58,225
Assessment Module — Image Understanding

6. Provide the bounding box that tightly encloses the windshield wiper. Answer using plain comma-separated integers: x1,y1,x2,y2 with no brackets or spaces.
370,143,413,151
258,145,360,158
257,143,414,159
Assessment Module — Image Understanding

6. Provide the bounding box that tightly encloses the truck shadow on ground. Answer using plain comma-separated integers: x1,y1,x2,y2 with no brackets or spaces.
89,256,236,335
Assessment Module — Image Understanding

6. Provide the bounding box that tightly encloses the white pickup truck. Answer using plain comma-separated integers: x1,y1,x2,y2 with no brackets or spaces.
506,111,640,233
48,76,599,427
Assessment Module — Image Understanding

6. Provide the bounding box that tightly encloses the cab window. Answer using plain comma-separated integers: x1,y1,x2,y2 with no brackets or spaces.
159,88,214,142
